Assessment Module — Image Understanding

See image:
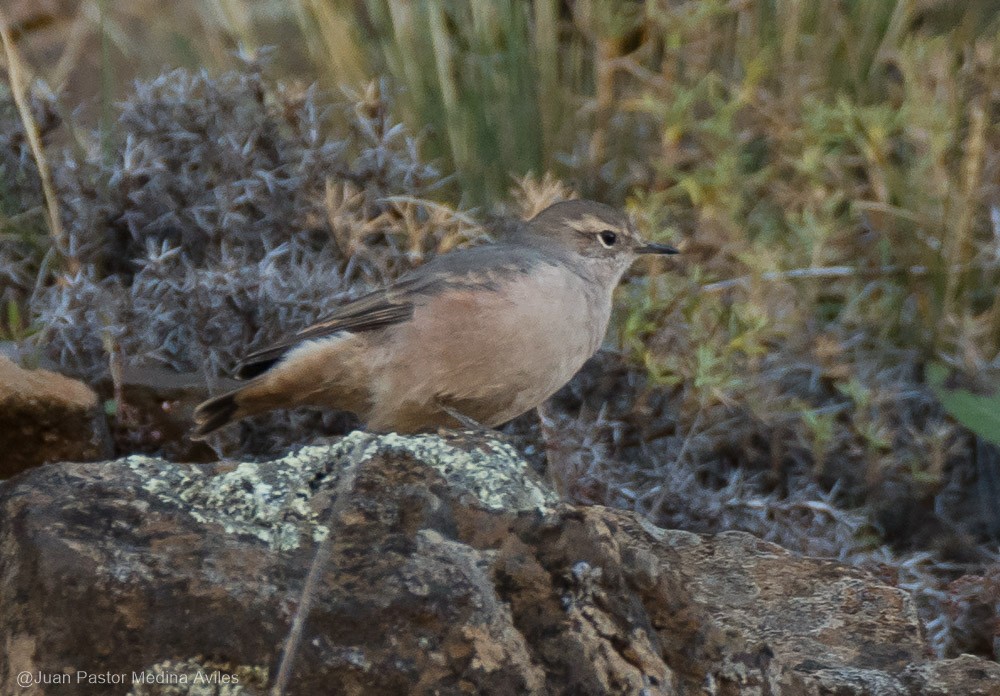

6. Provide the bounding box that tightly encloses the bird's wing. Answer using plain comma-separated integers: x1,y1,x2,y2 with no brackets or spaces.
235,244,544,380
235,274,436,379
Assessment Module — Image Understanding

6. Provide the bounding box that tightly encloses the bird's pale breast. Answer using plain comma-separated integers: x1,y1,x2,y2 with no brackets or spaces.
366,262,612,430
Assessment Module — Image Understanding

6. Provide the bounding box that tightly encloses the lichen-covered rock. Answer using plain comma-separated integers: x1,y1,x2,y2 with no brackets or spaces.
0,431,996,695
0,356,110,477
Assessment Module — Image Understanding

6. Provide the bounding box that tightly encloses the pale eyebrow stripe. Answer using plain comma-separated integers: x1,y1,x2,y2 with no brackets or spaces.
569,214,617,233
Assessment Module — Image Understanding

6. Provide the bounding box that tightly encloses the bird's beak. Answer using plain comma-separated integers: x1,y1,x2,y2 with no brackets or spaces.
636,241,679,255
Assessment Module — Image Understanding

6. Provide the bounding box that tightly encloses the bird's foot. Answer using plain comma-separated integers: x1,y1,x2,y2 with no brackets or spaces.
434,402,520,448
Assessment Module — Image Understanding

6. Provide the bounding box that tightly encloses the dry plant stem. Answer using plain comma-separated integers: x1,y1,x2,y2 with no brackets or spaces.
380,195,483,230
271,433,373,696
51,10,90,91
650,409,704,514
536,402,568,498
0,10,76,273
533,0,560,161
428,3,462,172
700,266,877,293
294,0,367,87
672,408,705,470
943,102,987,325
108,339,130,426
698,262,1000,294
589,37,615,179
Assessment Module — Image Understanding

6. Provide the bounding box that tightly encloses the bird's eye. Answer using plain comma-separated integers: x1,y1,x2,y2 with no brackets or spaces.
598,230,618,247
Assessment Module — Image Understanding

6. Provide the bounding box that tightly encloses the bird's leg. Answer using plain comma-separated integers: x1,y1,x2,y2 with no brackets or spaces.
434,401,518,448
536,402,568,498
437,402,488,431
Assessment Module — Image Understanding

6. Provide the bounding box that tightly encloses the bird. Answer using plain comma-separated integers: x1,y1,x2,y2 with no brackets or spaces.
191,199,677,439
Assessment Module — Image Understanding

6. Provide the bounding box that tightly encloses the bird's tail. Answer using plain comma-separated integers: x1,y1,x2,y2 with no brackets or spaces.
191,336,366,440
191,389,242,440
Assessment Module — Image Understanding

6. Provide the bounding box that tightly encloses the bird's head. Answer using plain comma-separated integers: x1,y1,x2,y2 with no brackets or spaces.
523,199,678,285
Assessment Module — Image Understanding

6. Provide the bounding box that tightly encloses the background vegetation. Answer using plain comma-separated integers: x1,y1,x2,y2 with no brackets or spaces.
2,0,1000,660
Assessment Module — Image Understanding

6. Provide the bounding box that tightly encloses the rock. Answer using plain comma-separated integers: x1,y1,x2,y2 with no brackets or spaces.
0,356,111,478
1,431,998,695
900,654,1000,695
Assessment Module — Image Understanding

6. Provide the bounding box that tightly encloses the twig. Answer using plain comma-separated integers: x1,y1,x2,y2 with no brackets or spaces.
700,260,1000,294
0,10,76,272
379,195,483,230
271,434,373,695
672,408,705,469
647,409,705,516
699,264,918,293
588,37,615,178
944,102,987,321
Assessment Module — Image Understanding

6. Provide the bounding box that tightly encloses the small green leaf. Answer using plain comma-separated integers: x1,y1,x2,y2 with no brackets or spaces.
927,363,1000,446
6,300,19,332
